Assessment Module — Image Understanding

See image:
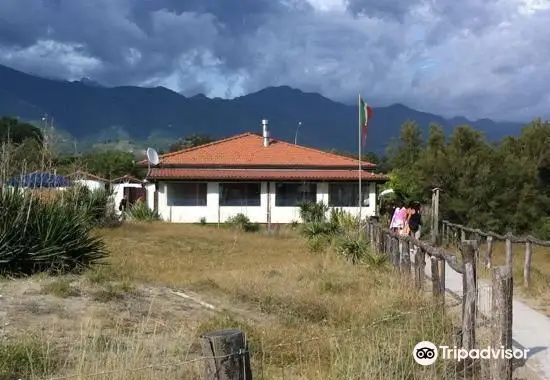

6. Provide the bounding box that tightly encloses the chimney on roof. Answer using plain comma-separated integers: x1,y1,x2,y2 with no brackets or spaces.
262,119,270,147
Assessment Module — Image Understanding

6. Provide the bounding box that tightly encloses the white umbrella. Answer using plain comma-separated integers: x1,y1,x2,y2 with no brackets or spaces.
378,188,395,199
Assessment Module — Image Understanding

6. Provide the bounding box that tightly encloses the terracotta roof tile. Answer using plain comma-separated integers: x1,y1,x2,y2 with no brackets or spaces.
140,133,376,168
147,168,389,182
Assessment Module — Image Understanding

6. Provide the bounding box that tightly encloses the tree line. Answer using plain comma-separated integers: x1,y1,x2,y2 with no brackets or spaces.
378,119,550,238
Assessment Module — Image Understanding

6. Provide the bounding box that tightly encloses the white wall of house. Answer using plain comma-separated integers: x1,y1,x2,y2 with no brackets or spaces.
155,180,378,224
73,179,105,192
112,182,143,215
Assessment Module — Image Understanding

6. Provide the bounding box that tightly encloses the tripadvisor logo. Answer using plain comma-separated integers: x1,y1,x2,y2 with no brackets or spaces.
413,341,438,365
413,341,529,366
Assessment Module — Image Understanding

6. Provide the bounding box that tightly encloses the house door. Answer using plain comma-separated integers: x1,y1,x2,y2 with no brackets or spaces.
126,187,146,205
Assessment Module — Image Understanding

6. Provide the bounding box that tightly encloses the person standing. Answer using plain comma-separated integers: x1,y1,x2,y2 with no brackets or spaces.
118,195,128,220
408,202,422,255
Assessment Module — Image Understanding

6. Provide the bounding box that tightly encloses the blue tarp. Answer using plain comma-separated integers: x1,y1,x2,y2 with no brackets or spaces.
7,172,71,188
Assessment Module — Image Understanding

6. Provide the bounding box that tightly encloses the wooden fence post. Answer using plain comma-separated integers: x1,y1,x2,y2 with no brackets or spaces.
402,239,411,278
490,266,513,380
431,257,442,304
505,236,513,270
485,235,493,269
415,249,425,290
369,222,375,245
376,226,384,254
461,228,466,243
524,241,532,288
392,236,401,269
461,241,477,351
201,328,252,380
438,258,446,306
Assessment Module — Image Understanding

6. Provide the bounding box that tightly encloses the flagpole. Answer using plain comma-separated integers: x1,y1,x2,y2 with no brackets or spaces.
358,93,362,230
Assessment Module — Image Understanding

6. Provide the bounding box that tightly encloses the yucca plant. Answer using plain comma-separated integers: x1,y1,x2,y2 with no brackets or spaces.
58,185,116,227
0,186,107,275
298,201,329,224
125,200,158,222
334,234,369,264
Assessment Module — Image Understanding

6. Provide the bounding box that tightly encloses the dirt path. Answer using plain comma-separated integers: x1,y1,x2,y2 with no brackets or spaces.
420,257,550,379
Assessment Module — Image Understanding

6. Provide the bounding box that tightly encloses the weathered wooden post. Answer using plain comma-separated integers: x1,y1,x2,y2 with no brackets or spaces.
505,235,513,270
438,258,446,306
369,222,375,245
461,241,477,351
490,266,513,380
460,228,466,243
485,235,493,268
431,188,440,245
524,240,532,288
377,225,384,254
431,257,442,303
402,239,411,278
415,248,425,290
391,236,401,269
201,329,252,380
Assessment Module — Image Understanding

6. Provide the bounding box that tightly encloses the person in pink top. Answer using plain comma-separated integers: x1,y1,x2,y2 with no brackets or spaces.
389,201,406,232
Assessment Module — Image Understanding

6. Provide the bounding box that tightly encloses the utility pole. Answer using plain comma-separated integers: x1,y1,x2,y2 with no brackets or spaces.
294,122,302,145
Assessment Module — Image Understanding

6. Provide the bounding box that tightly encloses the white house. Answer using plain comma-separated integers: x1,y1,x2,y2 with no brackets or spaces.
67,171,109,192
110,175,147,214
140,120,389,224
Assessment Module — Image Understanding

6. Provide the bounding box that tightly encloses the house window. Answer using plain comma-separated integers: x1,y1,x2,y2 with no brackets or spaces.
275,182,317,207
219,183,261,206
168,182,207,206
328,183,370,207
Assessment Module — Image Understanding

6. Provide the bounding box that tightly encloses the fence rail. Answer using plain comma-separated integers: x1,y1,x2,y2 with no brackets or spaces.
364,219,514,380
441,219,545,288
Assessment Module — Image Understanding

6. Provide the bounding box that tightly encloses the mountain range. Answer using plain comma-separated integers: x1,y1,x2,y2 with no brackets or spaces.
0,63,525,154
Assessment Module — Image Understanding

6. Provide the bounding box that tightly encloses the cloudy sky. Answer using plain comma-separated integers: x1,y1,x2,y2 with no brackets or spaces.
0,0,549,121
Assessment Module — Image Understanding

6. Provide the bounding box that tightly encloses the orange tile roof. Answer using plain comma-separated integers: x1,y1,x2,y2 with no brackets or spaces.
139,133,377,168
147,168,389,182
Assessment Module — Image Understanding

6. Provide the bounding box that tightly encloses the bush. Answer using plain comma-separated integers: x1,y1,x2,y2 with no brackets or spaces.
57,185,118,227
334,235,369,264
126,200,158,222
0,186,107,275
298,201,329,223
226,213,260,232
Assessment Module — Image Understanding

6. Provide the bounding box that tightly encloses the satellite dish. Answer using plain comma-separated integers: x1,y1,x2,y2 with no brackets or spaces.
146,147,160,166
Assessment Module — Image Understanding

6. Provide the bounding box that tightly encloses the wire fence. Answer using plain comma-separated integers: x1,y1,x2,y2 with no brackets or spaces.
43,301,471,380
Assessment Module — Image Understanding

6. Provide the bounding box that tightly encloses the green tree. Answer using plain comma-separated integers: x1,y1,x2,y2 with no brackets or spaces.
0,117,43,145
81,151,138,179
169,133,214,152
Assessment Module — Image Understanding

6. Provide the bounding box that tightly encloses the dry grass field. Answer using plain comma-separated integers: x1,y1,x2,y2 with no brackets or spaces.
0,222,463,380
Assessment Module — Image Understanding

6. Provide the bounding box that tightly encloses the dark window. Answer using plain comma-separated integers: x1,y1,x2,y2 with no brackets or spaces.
168,182,207,206
219,183,261,206
328,183,369,207
275,182,317,206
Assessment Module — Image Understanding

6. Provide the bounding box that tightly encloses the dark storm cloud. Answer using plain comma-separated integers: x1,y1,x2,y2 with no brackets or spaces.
0,0,550,121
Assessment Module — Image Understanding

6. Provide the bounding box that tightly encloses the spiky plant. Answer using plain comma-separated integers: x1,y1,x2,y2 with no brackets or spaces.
0,186,107,275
